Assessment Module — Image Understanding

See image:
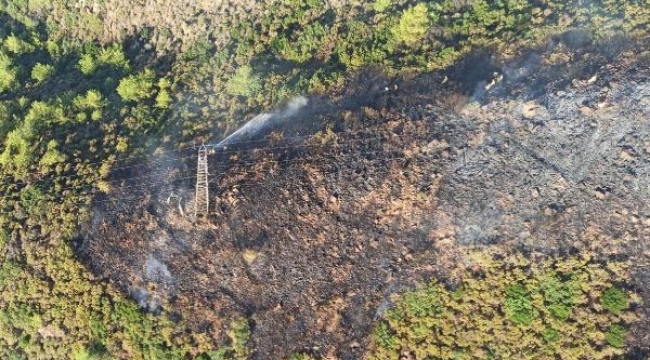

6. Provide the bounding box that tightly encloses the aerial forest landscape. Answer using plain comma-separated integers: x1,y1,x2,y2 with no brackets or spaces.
1,0,650,359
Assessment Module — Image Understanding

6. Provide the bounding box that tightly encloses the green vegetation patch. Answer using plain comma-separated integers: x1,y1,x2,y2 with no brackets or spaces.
605,324,626,348
30,63,54,83
117,69,157,102
539,273,580,321
601,286,629,316
369,250,640,359
505,283,536,325
390,3,430,47
0,52,17,92
225,65,261,98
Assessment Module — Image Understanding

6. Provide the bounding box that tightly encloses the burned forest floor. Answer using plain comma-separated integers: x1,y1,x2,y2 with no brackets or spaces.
80,37,650,359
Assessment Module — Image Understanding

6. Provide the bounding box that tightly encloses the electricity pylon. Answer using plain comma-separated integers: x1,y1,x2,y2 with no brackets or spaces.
195,145,209,217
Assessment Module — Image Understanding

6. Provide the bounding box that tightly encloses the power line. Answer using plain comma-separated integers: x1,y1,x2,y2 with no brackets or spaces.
79,160,435,220
9,148,432,204
14,169,196,197
213,164,438,195
80,156,438,220
0,152,443,216
1,126,443,207
8,154,197,188
25,169,194,198
212,152,440,184
3,126,337,182
0,116,449,212
6,128,426,190
1,173,196,209
2,131,323,184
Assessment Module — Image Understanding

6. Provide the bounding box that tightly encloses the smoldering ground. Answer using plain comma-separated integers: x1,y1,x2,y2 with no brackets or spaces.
78,34,650,359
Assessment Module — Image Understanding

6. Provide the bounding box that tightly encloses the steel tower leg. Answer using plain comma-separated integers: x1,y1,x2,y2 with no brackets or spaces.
195,145,209,217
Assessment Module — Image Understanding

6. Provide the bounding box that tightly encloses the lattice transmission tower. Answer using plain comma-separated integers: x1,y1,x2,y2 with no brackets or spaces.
195,145,209,217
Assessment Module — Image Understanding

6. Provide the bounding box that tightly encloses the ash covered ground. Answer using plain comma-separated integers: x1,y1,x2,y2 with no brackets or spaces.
79,36,650,359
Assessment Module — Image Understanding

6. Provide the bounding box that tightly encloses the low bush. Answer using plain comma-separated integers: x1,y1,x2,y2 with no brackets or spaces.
601,287,629,315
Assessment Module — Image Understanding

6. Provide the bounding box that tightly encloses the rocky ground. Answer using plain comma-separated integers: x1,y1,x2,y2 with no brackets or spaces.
79,37,650,359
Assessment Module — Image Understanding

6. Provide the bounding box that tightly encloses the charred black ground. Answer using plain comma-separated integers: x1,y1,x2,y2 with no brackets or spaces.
79,37,650,359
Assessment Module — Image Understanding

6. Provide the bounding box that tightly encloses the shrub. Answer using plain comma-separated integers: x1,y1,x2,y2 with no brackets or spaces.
227,318,250,360
97,44,130,70
155,89,172,109
402,287,441,318
541,327,560,344
3,35,34,55
225,65,261,97
372,0,392,13
116,69,156,102
605,324,626,348
505,283,536,325
373,322,396,349
78,54,97,75
0,53,18,92
115,137,129,153
199,348,229,360
27,0,50,12
539,274,579,321
39,140,66,167
272,22,329,63
19,185,44,210
31,63,54,83
391,3,430,47
601,287,629,315
182,38,214,63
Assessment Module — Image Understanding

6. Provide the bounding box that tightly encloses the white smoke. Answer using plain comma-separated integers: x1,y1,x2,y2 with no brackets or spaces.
131,286,162,313
145,255,172,282
216,96,309,148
